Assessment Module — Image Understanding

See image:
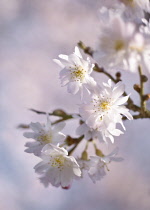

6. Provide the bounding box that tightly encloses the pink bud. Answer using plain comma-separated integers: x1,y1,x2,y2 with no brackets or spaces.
62,185,71,190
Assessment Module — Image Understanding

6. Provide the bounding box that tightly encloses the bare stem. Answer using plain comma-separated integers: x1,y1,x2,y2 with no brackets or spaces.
29,108,79,125
138,66,146,115
68,135,84,156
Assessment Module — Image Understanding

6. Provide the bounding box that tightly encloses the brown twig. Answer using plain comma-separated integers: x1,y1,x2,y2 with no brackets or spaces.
138,66,146,115
29,108,79,125
68,135,84,156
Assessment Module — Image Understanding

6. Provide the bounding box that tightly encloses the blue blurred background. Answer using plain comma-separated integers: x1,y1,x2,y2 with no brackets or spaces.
1,0,150,209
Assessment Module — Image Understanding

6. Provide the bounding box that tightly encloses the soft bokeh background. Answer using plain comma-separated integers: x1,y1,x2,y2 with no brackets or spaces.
1,0,150,209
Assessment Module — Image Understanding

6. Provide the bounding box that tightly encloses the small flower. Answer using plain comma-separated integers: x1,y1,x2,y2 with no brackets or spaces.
95,13,150,73
76,122,103,142
34,144,81,188
23,116,66,156
79,80,133,143
94,15,140,72
54,46,96,97
120,0,150,22
98,0,150,23
88,148,123,183
77,158,90,177
88,156,106,183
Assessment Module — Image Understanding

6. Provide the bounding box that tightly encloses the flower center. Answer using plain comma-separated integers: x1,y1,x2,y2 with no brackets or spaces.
51,156,65,168
115,40,125,51
38,134,52,144
100,101,110,111
71,65,86,81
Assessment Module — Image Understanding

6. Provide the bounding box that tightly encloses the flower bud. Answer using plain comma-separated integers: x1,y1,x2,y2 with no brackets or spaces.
96,149,104,157
116,72,121,80
62,185,71,190
81,150,88,160
133,84,141,93
53,109,66,116
143,94,150,101
65,136,75,146
141,75,148,83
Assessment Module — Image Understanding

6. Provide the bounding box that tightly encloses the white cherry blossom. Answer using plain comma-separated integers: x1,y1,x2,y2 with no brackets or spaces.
54,46,96,97
94,14,146,72
79,80,133,143
23,116,66,156
34,144,81,188
98,0,150,23
76,122,101,141
119,0,150,22
88,148,123,183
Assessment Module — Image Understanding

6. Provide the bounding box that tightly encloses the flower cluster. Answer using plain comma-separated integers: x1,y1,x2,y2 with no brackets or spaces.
23,0,150,189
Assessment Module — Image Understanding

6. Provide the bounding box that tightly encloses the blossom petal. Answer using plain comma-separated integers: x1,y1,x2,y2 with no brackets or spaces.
53,122,66,132
114,95,129,105
67,81,80,94
112,83,125,100
74,46,82,58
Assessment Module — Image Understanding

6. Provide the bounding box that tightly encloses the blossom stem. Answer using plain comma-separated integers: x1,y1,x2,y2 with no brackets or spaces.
29,108,79,125
68,135,84,156
92,140,104,157
138,66,146,115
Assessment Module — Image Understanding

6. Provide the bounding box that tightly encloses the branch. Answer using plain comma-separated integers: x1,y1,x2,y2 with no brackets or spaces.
138,66,146,115
29,108,79,125
68,135,84,156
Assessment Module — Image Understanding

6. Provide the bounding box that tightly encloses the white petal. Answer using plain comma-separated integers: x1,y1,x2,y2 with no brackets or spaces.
85,131,92,140
107,147,119,157
53,133,66,143
23,132,35,139
60,76,70,86
59,54,68,61
53,59,64,68
60,168,73,187
122,110,133,120
74,46,82,58
73,167,81,177
59,68,70,78
30,122,43,132
111,157,124,162
53,122,66,132
34,162,49,174
112,83,125,100
85,76,97,92
46,115,52,129
76,123,87,136
67,81,80,94
86,114,97,127
114,95,129,105
109,128,123,136
68,54,82,66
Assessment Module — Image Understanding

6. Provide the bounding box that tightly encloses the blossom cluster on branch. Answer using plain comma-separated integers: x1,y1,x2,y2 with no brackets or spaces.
22,0,150,189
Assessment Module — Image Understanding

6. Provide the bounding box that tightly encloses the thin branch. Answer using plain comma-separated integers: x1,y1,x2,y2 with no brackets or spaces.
29,108,79,125
138,66,146,115
68,135,84,156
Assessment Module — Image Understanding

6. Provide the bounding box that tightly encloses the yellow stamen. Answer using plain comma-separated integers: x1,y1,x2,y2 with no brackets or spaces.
100,101,110,111
70,66,86,81
115,40,125,51
38,134,52,144
51,156,65,168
